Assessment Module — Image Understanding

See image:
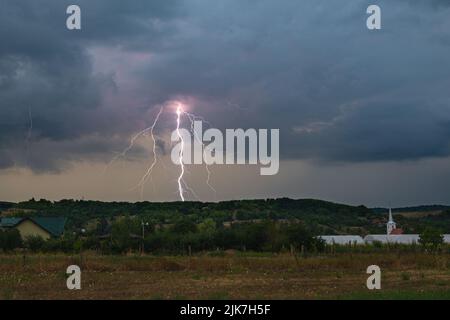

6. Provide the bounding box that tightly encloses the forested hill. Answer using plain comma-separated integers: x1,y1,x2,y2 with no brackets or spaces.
2,198,450,234
372,205,450,214
0,201,15,210
1,198,373,233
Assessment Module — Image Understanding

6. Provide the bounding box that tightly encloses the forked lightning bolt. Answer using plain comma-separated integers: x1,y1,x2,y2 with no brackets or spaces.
175,105,186,201
106,102,216,202
183,111,217,198
134,106,164,198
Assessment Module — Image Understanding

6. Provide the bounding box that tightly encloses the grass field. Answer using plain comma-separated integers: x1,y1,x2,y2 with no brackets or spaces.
1,252,450,300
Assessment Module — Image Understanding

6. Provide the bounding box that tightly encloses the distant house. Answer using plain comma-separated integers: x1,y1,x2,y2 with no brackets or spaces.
0,217,66,240
318,235,364,245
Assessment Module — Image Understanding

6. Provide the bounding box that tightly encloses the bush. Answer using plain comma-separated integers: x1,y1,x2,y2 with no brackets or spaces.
0,229,23,251
24,235,46,252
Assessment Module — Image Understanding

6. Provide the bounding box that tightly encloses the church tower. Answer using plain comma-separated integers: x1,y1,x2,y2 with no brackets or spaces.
386,208,396,235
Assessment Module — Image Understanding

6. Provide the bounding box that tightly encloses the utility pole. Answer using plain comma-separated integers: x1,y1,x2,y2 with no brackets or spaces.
141,221,149,254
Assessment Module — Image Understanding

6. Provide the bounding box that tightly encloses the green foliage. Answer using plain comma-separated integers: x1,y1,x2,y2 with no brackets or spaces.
0,201,15,211
197,218,216,235
0,229,22,251
110,217,141,253
11,198,373,234
171,218,197,234
139,219,325,255
286,223,325,251
24,235,45,252
419,227,444,251
4,197,450,255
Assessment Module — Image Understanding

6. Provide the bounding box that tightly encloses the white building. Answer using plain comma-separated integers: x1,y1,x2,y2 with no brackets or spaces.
364,209,450,244
318,235,364,245
386,208,396,235
320,208,450,245
364,234,419,244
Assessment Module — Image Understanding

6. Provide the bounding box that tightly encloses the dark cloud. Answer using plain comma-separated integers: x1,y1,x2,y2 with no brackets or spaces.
1,0,450,173
0,0,181,171
132,0,450,163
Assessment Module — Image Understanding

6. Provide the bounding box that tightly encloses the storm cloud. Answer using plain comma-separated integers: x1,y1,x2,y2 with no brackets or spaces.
0,0,450,173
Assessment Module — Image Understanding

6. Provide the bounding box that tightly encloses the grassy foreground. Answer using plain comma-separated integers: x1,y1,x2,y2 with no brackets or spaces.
1,252,450,300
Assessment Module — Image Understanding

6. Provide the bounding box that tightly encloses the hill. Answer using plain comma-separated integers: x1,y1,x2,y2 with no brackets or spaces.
0,201,15,211
2,198,450,235
372,205,450,214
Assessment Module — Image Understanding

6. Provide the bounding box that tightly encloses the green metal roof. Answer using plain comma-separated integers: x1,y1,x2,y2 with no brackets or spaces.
31,217,66,236
0,217,67,236
0,217,23,227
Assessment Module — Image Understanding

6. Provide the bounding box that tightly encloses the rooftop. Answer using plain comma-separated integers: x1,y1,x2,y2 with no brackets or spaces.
0,217,66,237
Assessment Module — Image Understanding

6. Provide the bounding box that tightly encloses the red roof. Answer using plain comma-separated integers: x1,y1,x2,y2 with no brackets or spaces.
390,228,404,235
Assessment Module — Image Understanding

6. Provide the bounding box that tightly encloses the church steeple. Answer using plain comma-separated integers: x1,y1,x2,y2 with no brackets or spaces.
387,208,396,235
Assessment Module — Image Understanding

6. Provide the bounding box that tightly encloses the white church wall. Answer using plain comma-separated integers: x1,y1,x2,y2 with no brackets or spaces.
318,235,365,245
364,234,419,244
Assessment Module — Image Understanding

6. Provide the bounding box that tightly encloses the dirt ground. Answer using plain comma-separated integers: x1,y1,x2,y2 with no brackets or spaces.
1,252,450,299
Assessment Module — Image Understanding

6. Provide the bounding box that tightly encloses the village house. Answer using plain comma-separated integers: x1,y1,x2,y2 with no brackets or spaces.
0,217,66,240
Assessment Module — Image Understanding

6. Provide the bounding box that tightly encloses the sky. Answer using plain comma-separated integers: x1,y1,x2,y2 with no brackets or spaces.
1,0,450,206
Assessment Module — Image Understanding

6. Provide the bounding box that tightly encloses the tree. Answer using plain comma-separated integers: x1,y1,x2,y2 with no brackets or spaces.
111,217,140,253
172,219,197,234
236,223,269,251
419,227,444,252
285,223,325,252
198,218,216,235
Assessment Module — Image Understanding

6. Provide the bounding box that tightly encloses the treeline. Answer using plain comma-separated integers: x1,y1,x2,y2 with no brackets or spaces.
9,198,380,234
3,197,371,254
0,219,326,255
0,201,15,211
1,219,447,255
